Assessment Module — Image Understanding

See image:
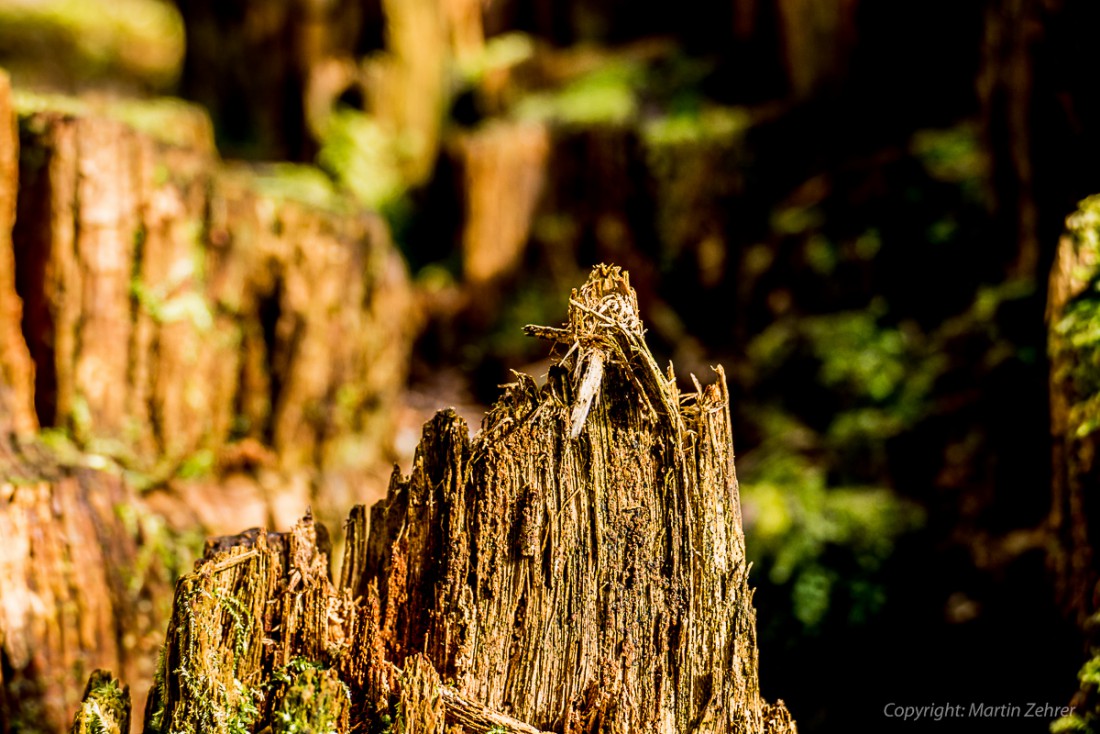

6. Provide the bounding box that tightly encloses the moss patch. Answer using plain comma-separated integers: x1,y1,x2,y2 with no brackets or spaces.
0,0,183,89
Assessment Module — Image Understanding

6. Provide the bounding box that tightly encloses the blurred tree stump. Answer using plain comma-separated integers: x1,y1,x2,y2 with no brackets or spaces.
0,70,415,732
4,81,414,538
139,265,796,734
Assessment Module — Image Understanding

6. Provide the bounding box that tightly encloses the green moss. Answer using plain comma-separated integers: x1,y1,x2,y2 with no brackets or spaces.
0,0,182,90
153,582,264,734
176,449,215,481
14,91,212,150
36,427,86,466
131,278,214,332
265,660,350,734
71,671,130,734
456,32,534,84
246,163,346,213
1067,195,1100,263
1054,294,1100,439
640,106,750,147
1052,648,1100,733
513,59,644,126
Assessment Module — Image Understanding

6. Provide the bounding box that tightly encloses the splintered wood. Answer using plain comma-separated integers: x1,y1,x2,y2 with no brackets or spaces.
137,265,795,734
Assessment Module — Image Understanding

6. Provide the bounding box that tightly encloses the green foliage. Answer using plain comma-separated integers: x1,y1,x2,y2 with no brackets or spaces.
641,106,750,148
909,123,990,204
740,420,924,630
748,304,943,450
804,306,912,402
456,32,534,84
316,109,408,215
267,662,349,734
1055,292,1100,439
742,301,940,631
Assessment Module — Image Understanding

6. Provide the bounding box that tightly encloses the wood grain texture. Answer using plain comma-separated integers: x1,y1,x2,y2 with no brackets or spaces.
140,265,795,734
363,264,794,733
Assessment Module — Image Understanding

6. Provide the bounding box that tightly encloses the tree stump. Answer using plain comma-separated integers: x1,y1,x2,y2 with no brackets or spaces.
3,79,415,537
140,265,796,734
0,71,416,732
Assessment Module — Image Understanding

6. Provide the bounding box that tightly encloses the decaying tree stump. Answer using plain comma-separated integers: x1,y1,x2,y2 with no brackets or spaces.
136,265,795,734
2,78,414,537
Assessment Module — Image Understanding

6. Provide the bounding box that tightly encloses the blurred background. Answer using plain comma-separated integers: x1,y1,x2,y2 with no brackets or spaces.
2,0,1099,731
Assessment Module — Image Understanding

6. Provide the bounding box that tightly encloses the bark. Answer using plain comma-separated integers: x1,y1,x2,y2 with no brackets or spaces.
978,0,1042,280
141,265,795,734
0,388,171,734
0,71,36,435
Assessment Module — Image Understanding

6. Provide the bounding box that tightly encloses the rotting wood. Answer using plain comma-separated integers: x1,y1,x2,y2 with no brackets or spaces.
363,263,791,733
130,264,795,734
